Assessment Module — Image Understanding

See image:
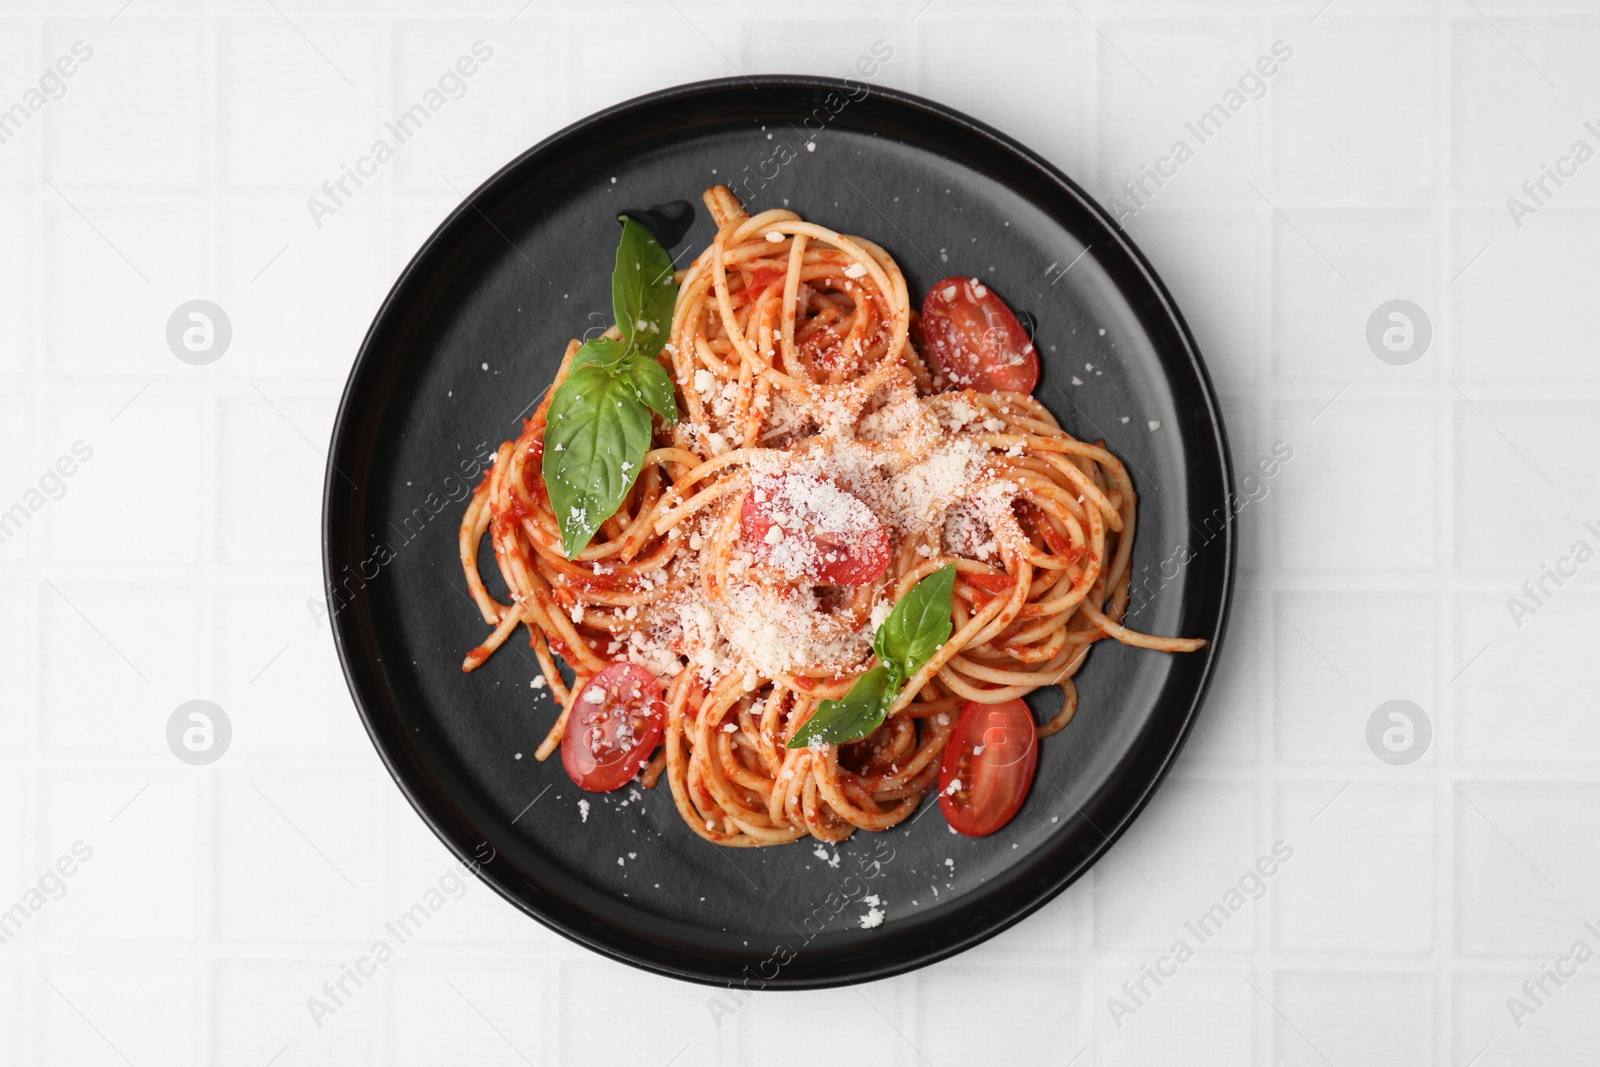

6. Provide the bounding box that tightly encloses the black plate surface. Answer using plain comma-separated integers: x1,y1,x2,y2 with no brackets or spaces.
324,76,1234,988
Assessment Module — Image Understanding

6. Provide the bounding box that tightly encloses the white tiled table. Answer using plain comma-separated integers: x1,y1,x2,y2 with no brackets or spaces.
3,1,1597,1063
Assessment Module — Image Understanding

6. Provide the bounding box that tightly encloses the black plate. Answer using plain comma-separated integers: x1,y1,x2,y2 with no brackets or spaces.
324,76,1234,988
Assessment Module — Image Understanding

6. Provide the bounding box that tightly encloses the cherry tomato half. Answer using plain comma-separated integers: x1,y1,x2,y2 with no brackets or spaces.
740,473,890,586
562,663,666,792
920,276,1039,395
938,698,1038,837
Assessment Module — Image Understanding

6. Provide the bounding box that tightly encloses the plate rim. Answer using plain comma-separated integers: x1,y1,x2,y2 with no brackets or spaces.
323,73,1236,989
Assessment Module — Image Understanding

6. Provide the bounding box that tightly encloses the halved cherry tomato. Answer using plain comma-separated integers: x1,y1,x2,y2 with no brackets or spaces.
921,276,1038,394
938,698,1038,836
562,663,666,792
740,473,890,586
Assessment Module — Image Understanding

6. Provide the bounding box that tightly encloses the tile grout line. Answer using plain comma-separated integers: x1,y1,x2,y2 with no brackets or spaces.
1436,1,1459,1060
201,0,221,1061
1256,10,1279,1067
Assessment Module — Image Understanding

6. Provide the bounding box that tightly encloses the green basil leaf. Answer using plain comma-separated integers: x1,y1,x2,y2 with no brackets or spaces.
874,564,957,677
786,665,900,749
569,335,630,373
789,566,958,749
620,355,678,426
541,363,654,558
612,215,678,356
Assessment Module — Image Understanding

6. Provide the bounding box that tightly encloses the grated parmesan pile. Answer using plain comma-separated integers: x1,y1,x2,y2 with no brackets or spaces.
575,378,1025,688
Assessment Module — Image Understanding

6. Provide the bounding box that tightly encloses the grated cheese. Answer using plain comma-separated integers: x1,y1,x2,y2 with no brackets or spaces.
597,379,1031,692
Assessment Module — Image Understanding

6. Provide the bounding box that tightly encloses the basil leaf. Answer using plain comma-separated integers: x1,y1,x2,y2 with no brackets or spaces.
620,355,678,426
612,215,678,356
569,335,630,373
786,665,900,749
874,564,957,677
541,363,654,557
788,566,958,750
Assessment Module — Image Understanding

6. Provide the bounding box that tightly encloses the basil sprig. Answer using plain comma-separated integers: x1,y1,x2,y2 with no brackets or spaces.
543,217,680,557
787,565,957,749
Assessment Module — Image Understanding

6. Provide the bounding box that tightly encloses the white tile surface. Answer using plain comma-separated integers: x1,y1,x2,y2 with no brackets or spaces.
1271,207,1436,382
1454,965,1600,1067
1455,592,1600,768
1270,16,1437,197
734,982,910,1066
37,955,200,1067
1097,965,1255,1066
211,771,378,942
42,20,206,190
34,772,200,942
1274,395,1438,572
1132,207,1264,394
1275,781,1434,954
0,198,31,361
39,579,209,753
1273,588,1436,766
1274,969,1435,1066
919,962,1083,1063
386,959,552,1067
1452,781,1600,953
559,956,726,1066
5,1,1599,1062
42,200,206,375
1094,778,1259,952
216,16,386,190
211,955,376,1065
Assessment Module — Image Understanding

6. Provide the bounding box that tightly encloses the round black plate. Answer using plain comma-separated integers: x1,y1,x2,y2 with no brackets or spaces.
324,76,1234,988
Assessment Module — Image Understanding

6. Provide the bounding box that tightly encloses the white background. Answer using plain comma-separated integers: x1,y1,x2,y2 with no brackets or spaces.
3,0,1598,1063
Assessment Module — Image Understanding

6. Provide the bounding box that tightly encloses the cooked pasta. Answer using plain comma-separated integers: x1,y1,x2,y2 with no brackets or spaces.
459,185,1203,847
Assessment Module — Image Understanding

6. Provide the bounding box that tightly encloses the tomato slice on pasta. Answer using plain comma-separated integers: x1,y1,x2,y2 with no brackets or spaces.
562,663,666,792
920,276,1039,394
740,473,890,586
938,698,1038,836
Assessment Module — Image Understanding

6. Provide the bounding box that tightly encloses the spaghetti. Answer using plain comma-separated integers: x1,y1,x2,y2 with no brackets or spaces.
459,185,1203,848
